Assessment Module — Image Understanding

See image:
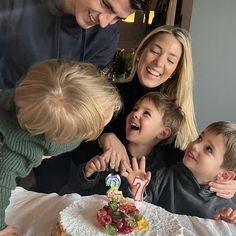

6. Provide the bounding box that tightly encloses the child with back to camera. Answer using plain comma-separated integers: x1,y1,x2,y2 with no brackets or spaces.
122,121,236,223
71,92,184,196
0,59,121,235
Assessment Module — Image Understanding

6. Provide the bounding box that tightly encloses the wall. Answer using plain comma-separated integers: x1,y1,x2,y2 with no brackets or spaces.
190,0,236,131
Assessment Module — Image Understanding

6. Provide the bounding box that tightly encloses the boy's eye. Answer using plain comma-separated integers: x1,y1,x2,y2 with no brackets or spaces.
143,111,151,116
196,135,202,142
132,107,138,112
206,146,213,154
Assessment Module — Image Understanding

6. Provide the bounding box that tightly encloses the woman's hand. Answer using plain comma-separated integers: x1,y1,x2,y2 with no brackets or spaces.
99,133,129,172
209,179,236,199
213,207,236,224
0,226,20,236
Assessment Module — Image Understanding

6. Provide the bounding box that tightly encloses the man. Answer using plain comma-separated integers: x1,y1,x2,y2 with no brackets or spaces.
0,0,147,88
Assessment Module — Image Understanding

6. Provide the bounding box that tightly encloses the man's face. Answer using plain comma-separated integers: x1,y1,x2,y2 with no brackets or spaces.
74,0,134,29
183,129,226,184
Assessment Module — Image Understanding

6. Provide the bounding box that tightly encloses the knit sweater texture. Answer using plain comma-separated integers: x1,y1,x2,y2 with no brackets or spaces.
0,90,81,229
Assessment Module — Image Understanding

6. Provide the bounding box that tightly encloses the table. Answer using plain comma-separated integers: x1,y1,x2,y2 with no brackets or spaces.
5,187,236,236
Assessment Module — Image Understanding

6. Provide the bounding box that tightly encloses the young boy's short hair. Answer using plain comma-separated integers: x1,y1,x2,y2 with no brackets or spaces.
206,121,236,172
138,92,184,144
15,59,122,142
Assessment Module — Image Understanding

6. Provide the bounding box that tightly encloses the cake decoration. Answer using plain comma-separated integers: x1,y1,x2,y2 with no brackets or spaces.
97,173,149,235
132,176,150,202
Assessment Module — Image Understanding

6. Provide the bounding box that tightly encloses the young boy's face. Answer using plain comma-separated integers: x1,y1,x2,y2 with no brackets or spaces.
183,129,226,184
125,99,166,145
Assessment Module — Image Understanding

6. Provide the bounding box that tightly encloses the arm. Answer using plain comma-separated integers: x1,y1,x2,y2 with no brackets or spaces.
213,207,236,224
98,133,129,172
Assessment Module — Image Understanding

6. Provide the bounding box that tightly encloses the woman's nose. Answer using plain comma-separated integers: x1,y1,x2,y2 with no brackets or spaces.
154,55,165,67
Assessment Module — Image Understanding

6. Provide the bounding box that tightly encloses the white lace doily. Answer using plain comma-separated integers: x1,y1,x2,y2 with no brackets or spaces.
59,195,183,236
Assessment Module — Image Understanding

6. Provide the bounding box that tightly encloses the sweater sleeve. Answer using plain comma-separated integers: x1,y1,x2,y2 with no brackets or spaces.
0,143,44,229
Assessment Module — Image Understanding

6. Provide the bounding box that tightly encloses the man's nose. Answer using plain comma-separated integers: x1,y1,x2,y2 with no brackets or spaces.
98,13,118,28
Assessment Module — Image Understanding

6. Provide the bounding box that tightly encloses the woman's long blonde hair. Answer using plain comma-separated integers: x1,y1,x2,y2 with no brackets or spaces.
129,25,198,150
15,59,122,142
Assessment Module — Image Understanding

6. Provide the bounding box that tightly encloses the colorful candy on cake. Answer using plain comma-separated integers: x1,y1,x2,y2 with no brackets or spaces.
97,173,149,235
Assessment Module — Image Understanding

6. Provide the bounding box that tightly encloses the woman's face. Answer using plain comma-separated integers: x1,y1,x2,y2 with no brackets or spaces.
137,33,182,88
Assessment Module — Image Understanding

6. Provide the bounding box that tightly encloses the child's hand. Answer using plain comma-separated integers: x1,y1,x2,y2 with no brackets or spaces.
209,179,236,199
121,156,151,194
85,148,112,178
213,207,236,224
0,225,20,236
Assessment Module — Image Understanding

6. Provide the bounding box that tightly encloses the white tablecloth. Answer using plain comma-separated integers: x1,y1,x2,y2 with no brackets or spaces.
5,187,236,236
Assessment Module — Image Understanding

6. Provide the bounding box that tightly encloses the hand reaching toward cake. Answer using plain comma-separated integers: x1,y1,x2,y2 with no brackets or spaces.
121,156,151,201
85,148,112,177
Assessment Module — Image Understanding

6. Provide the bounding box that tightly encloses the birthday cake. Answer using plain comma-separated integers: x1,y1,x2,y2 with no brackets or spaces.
52,194,183,236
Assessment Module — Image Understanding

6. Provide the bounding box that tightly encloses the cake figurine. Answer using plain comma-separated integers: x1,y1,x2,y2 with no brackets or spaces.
97,173,149,235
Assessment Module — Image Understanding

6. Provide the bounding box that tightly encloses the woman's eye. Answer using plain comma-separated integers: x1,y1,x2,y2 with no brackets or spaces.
168,58,175,64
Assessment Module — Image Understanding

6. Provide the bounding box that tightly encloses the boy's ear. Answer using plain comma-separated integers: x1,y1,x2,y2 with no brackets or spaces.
157,127,171,140
218,170,236,181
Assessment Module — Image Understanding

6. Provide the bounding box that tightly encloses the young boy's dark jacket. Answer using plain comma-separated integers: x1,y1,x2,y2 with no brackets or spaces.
141,163,236,219
67,140,183,196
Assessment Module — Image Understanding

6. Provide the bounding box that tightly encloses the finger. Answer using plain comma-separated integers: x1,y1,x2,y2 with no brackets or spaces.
114,155,121,172
216,192,233,199
131,157,139,171
109,152,116,170
213,212,221,220
99,157,107,171
121,160,132,173
139,156,146,171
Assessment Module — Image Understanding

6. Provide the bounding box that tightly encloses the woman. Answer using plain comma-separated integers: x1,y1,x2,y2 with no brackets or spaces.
98,25,236,198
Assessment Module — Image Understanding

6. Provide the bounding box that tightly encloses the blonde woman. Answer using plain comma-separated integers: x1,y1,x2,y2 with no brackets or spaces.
0,59,121,233
98,25,236,198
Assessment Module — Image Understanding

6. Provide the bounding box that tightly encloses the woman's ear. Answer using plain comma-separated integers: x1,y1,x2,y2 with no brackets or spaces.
218,170,236,181
157,127,171,141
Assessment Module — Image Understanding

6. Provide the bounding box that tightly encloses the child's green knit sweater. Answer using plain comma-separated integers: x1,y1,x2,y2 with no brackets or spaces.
0,90,81,229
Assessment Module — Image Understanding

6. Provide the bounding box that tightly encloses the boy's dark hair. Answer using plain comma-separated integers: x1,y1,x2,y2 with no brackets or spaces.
138,92,184,144
206,121,236,172
130,0,149,11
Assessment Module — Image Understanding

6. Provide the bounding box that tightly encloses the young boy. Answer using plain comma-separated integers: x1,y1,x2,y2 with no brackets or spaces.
0,59,121,233
72,92,184,196
122,121,236,223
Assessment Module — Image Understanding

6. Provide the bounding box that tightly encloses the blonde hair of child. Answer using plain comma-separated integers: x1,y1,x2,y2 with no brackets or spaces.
129,25,198,150
138,92,184,144
15,59,122,142
206,121,236,172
